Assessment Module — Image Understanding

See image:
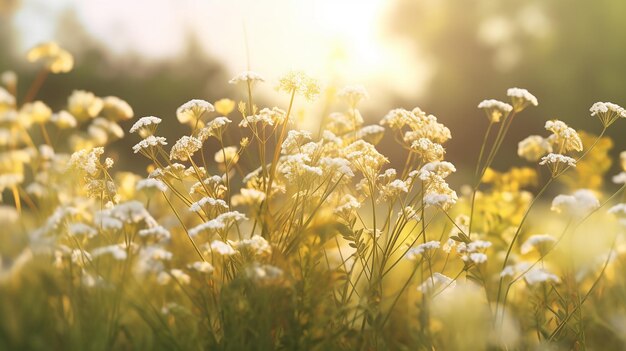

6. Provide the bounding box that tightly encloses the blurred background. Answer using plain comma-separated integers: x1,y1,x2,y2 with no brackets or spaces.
2,0,626,180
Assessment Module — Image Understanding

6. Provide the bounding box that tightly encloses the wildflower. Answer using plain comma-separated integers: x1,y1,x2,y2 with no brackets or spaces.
608,203,626,216
334,194,361,217
518,135,552,162
91,244,128,260
108,201,158,226
590,101,626,127
26,42,74,73
551,189,600,216
477,99,513,122
319,157,355,180
19,101,51,124
0,87,15,108
520,234,556,255
89,118,124,144
380,108,416,130
143,246,173,261
356,125,385,145
136,178,167,192
177,99,214,125
198,116,232,141
210,240,237,256
279,153,323,182
188,261,214,274
231,235,272,256
229,71,265,85
281,129,312,154
241,107,287,128
467,240,492,251
396,109,452,145
189,196,229,212
524,268,560,285
68,147,104,177
406,241,440,260
138,226,171,242
545,120,583,152
213,98,235,116
99,96,133,121
417,161,457,181
0,71,17,91
337,85,369,107
70,249,92,267
246,263,284,284
51,110,77,129
278,71,320,101
170,269,191,285
507,87,538,112
130,116,162,135
214,146,239,164
170,136,202,161
539,153,576,176
231,188,266,207
68,90,103,122
379,179,409,202
613,172,626,184
469,252,488,264
68,222,97,238
417,272,456,293
411,138,445,162
132,135,167,155
344,140,389,176
424,192,458,209
189,211,247,236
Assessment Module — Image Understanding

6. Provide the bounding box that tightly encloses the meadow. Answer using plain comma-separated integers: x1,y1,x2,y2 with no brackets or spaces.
1,42,626,350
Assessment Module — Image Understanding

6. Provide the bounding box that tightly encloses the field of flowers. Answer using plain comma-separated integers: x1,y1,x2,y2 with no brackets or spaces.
2,43,626,350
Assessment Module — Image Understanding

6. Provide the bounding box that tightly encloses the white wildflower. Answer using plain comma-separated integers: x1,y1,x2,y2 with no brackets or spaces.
210,240,237,256
551,189,600,216
136,178,167,192
521,234,556,254
406,241,440,260
169,136,202,161
477,99,513,122
189,196,229,212
188,261,214,274
229,71,265,85
129,116,162,134
507,87,538,112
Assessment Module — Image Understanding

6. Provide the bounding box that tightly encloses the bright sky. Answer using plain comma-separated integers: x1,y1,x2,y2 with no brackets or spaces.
13,0,431,102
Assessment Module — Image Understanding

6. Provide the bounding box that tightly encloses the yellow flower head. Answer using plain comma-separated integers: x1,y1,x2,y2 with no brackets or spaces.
68,90,103,122
214,98,236,116
26,42,74,74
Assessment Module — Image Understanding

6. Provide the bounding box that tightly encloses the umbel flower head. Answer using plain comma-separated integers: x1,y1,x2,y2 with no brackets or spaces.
337,85,369,107
590,101,626,128
278,71,320,101
26,42,74,73
170,136,202,161
477,99,513,123
177,99,215,125
507,87,538,112
229,71,265,85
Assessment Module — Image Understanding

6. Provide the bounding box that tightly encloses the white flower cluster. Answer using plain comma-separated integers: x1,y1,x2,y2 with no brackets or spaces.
551,189,600,216
477,99,513,122
406,241,440,260
188,211,248,237
506,87,538,111
129,116,162,134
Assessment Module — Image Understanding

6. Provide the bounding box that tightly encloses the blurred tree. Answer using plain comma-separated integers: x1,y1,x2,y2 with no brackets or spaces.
1,6,231,172
387,0,626,175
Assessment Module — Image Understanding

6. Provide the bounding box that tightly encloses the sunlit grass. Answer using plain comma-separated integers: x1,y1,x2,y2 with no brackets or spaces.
2,42,626,350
